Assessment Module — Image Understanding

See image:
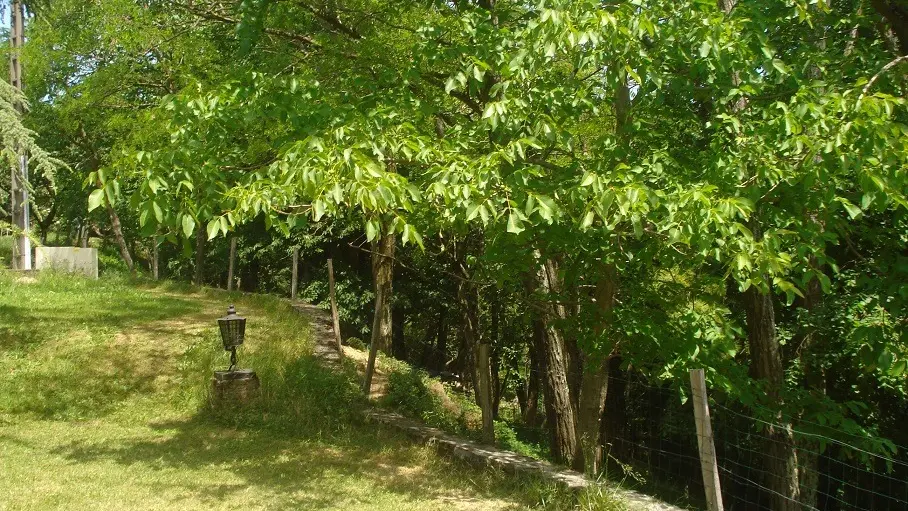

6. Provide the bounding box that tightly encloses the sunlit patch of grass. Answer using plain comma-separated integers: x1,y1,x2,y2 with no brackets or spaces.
0,271,618,510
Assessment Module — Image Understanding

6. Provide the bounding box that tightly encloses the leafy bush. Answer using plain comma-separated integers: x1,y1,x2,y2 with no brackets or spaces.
345,336,366,350
382,364,545,458
384,368,439,418
0,236,12,267
494,420,546,459
383,367,465,434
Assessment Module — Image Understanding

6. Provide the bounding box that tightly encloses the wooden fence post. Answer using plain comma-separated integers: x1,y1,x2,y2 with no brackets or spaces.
328,258,343,355
690,368,724,511
227,237,237,291
291,247,299,300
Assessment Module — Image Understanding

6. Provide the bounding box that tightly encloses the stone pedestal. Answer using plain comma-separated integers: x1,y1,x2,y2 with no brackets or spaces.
211,369,260,406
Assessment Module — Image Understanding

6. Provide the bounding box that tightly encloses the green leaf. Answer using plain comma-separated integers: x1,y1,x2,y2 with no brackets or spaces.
507,212,525,234
581,210,595,229
771,59,789,75
313,199,326,221
87,189,105,212
466,203,481,221
631,215,643,238
206,219,220,240
152,201,163,223
699,41,711,58
890,359,906,377
182,215,196,238
365,218,378,242
840,199,862,219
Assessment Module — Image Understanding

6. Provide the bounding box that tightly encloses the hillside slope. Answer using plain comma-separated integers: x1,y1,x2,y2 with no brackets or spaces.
0,272,588,510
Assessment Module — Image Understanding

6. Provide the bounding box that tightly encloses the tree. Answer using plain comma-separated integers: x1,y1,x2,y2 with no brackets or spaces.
25,2,908,504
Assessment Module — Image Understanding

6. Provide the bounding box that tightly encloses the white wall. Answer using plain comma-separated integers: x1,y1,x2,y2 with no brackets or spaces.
35,247,99,279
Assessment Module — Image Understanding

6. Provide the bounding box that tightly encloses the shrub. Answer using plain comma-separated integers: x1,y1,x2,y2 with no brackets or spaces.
384,368,438,418
345,336,366,350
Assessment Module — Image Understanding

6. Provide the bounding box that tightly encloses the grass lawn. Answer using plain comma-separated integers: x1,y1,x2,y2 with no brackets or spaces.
0,271,617,510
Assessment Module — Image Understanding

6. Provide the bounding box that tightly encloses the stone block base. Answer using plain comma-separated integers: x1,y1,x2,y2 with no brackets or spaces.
211,369,260,406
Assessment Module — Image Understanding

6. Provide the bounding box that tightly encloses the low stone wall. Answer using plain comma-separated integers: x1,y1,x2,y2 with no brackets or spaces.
35,247,98,279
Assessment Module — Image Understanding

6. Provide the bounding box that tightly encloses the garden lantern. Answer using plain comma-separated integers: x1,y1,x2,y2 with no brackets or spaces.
218,304,246,371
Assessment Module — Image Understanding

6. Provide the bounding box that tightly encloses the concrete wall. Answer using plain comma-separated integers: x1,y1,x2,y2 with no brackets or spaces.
35,247,99,279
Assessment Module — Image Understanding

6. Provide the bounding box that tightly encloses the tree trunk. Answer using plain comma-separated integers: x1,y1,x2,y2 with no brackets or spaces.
79,221,89,248
419,314,436,369
86,125,133,273
491,346,502,419
37,202,56,246
392,306,406,361
455,328,474,388
871,0,908,55
477,341,494,443
227,237,236,290
523,334,541,427
435,307,447,373
98,184,134,274
534,257,579,466
745,286,801,510
601,356,627,460
490,296,502,419
457,262,493,443
797,267,825,510
362,230,395,395
570,68,629,474
152,238,159,280
573,264,618,474
107,201,134,273
573,359,610,473
194,227,205,285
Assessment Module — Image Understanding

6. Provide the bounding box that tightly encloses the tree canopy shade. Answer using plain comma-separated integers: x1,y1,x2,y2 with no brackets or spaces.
20,0,908,509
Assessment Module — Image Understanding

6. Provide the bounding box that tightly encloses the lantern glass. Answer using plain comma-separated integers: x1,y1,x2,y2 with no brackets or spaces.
217,305,246,350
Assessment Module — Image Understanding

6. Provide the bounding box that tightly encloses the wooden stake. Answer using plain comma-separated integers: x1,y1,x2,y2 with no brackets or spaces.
227,237,237,291
291,247,299,300
328,258,343,355
690,369,724,511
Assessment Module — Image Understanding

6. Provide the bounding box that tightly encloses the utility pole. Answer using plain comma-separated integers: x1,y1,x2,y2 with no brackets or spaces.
9,0,31,270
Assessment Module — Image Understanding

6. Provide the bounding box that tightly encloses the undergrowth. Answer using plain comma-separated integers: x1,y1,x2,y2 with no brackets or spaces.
381,366,546,459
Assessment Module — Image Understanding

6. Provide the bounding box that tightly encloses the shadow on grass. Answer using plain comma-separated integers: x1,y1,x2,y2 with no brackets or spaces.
1,345,161,419
0,273,545,509
49,415,524,509
0,273,202,420
45,354,536,509
0,289,198,354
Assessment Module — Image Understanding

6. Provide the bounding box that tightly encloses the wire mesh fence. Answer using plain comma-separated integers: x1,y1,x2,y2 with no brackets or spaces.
600,370,908,511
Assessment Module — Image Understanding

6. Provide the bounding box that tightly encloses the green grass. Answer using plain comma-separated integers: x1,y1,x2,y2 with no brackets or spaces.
0,271,625,510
